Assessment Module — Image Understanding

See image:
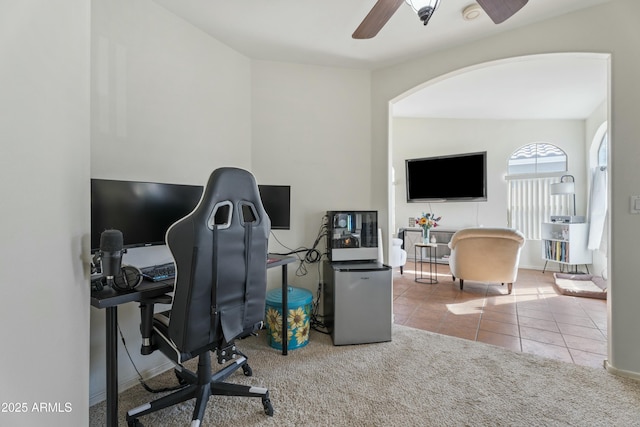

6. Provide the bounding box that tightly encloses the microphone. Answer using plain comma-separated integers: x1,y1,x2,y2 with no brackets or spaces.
99,229,125,286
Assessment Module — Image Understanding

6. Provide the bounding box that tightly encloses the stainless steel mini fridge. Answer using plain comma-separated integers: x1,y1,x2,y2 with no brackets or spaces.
323,261,392,345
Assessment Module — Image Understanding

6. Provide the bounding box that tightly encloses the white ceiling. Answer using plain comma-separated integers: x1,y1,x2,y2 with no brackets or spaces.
152,0,611,119
392,54,609,119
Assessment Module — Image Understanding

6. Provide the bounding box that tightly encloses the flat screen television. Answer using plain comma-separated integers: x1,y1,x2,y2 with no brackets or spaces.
258,185,291,230
405,151,487,202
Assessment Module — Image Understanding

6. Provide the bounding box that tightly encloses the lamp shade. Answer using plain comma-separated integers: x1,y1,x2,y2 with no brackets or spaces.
550,182,575,195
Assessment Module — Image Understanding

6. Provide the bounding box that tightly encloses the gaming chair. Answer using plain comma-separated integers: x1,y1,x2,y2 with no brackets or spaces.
126,167,273,426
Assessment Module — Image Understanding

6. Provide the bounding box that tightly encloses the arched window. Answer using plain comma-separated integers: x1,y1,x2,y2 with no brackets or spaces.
507,143,568,239
508,143,567,175
597,133,608,168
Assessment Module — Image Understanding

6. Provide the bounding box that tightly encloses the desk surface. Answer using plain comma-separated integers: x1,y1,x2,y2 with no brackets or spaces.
90,279,174,309
91,254,296,308
267,253,297,269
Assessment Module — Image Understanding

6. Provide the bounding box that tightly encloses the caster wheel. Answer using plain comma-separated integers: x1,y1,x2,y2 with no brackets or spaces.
262,397,274,416
242,364,253,377
175,370,187,385
127,418,144,427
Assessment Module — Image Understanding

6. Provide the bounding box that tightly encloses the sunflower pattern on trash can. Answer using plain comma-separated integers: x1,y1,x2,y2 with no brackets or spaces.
265,305,310,347
288,306,310,345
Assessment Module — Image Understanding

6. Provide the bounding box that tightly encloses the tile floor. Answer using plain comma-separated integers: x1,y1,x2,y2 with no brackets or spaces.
393,261,608,369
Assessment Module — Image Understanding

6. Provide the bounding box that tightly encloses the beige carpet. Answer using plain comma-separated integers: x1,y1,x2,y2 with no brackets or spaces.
90,324,640,426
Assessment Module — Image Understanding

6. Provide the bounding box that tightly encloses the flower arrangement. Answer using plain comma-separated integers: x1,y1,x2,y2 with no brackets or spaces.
416,212,441,231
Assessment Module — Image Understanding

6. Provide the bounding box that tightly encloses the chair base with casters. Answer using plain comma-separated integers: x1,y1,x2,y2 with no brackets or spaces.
126,309,273,427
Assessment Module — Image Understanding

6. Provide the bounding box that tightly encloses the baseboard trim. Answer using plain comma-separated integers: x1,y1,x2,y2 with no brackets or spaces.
89,360,175,407
604,360,640,381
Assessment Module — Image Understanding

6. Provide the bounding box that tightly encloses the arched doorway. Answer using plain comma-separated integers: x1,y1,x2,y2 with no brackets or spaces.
387,53,610,368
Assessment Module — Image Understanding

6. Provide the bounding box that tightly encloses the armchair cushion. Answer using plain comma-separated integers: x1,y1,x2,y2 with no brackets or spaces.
448,227,525,293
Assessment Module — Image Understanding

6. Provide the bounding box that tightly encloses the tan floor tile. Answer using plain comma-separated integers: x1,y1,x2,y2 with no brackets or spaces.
480,309,518,325
392,303,416,317
401,286,434,301
437,323,478,340
517,316,559,333
521,339,573,363
557,323,606,341
517,307,555,321
477,330,521,352
442,312,481,328
479,318,520,337
563,334,608,355
393,314,408,325
394,267,608,367
393,295,421,307
411,305,448,322
553,312,596,327
404,316,441,333
568,348,607,370
483,299,518,314
519,326,565,346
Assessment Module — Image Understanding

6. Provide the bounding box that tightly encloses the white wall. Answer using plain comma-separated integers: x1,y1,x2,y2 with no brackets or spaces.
0,1,90,425
373,0,640,378
89,0,252,404
88,1,373,404
251,60,372,294
91,0,252,183
392,117,587,269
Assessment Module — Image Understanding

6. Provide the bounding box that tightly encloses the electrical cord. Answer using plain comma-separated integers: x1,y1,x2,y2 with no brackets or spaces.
269,215,329,277
310,280,330,334
117,322,187,394
270,216,331,333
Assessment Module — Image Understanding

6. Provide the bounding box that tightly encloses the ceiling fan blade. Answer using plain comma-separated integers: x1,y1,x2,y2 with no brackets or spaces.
476,0,528,24
353,0,405,39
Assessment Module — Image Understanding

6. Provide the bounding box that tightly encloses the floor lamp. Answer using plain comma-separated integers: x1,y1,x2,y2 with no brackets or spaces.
550,174,576,216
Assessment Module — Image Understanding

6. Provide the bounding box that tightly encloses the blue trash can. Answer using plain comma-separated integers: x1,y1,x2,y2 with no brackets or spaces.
265,286,313,350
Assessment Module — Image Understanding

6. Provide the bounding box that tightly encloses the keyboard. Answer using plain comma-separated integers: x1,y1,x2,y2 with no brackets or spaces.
141,262,176,282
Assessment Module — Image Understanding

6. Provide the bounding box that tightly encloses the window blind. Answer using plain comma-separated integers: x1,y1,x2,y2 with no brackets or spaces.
508,176,563,239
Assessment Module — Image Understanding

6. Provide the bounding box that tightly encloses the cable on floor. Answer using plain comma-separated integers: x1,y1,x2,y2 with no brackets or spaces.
117,322,187,394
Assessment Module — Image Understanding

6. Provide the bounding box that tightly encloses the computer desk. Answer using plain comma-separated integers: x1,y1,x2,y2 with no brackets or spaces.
265,254,297,355
90,254,296,427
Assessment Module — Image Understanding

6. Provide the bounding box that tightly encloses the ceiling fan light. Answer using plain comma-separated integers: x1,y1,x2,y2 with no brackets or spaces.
405,0,441,25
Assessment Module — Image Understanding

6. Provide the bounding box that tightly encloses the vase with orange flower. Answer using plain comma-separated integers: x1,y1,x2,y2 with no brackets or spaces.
416,212,441,244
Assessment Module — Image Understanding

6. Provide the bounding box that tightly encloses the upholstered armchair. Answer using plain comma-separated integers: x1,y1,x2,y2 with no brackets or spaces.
389,237,407,274
448,227,525,294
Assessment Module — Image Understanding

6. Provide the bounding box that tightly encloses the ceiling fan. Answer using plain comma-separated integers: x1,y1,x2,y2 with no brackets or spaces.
352,0,529,39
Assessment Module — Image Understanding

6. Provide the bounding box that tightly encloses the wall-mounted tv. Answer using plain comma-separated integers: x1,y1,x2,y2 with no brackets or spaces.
405,151,487,202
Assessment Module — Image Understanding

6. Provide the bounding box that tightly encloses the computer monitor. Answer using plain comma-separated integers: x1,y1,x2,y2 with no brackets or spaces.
91,179,203,252
258,185,291,230
91,179,292,252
